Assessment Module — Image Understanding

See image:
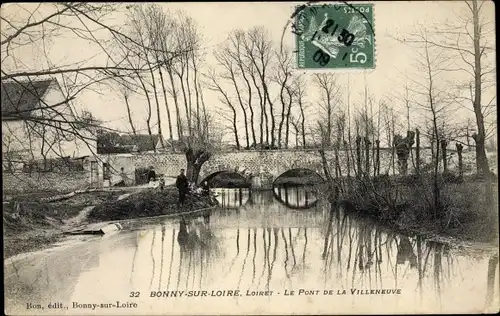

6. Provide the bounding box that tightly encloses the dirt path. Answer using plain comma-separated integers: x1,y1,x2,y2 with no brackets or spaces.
61,187,149,231
3,187,149,259
4,182,205,259
62,206,95,228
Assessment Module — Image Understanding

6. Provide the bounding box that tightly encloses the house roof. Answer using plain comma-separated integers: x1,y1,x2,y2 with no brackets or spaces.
119,134,163,152
1,79,55,118
164,138,187,150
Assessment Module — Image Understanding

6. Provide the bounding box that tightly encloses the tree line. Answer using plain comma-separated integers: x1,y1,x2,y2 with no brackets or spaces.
1,1,495,182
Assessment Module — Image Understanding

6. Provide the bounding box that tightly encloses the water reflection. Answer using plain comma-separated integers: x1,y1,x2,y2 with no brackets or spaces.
213,188,251,209
320,205,455,298
273,184,319,209
174,216,223,291
4,188,499,315
214,185,319,210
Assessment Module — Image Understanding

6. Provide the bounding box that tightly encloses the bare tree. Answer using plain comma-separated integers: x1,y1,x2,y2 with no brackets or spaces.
147,5,176,143
171,12,201,138
120,86,137,136
172,13,213,181
293,77,308,148
400,27,457,216
273,47,294,148
213,38,250,148
283,83,295,148
205,69,241,150
228,30,257,147
125,5,164,151
242,27,275,148
406,0,495,175
313,73,342,148
379,100,397,175
1,3,154,162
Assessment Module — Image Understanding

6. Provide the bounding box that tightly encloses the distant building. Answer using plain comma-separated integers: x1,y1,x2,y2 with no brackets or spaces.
97,133,166,154
1,78,97,171
121,134,164,153
163,137,189,152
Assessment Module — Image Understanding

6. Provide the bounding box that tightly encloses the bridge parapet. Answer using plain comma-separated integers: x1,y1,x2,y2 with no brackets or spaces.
97,147,479,188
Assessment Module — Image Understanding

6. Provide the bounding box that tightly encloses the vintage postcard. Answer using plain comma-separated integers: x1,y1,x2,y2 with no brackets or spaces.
2,1,498,315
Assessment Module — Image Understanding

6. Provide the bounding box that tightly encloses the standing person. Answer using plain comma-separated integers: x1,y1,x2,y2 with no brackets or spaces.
113,167,127,187
120,167,128,186
147,166,157,183
176,169,189,204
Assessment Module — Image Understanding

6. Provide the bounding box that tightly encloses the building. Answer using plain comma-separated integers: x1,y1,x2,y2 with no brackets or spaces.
96,133,167,154
119,134,164,153
97,134,168,186
2,78,99,192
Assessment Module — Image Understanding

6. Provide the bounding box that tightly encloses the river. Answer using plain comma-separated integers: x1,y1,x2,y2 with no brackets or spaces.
4,186,499,315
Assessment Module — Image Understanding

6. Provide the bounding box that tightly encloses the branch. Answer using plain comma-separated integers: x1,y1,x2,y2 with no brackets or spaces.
0,4,73,46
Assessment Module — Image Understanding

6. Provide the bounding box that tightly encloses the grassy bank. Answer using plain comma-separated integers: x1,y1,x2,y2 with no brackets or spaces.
329,175,499,244
87,188,217,222
3,188,216,259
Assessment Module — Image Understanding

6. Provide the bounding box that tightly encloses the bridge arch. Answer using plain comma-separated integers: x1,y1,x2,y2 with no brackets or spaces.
273,168,325,186
200,170,252,188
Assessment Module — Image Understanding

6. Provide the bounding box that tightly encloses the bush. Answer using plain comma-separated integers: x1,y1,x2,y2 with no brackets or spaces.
334,172,498,242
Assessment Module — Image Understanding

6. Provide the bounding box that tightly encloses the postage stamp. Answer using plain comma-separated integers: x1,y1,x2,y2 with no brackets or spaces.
294,3,375,69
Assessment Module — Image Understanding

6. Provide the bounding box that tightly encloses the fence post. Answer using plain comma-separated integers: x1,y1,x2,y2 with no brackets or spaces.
356,136,362,179
441,140,448,173
344,140,351,178
334,145,339,178
415,128,420,174
364,137,371,178
456,143,464,180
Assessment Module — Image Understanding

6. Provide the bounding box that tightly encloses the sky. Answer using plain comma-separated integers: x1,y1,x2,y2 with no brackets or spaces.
1,1,497,146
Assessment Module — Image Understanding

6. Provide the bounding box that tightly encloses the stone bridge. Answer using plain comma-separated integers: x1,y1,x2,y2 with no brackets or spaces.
98,147,468,189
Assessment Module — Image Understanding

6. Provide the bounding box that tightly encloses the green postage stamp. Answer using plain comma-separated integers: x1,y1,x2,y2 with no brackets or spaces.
294,3,375,69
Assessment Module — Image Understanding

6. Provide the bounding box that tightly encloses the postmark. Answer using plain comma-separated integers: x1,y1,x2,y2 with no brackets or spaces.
293,2,375,70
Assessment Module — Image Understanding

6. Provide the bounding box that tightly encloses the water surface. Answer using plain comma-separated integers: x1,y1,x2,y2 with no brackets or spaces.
4,186,499,315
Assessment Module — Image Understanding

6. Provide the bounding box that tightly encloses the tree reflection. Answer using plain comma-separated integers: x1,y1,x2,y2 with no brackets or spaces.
485,253,499,309
237,229,252,290
214,188,250,209
171,214,223,291
317,204,463,307
119,188,496,312
166,229,175,290
149,230,156,288
273,184,319,210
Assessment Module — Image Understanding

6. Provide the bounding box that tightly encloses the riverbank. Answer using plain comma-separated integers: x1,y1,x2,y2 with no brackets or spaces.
3,187,216,259
327,176,499,244
3,190,125,258
87,187,217,222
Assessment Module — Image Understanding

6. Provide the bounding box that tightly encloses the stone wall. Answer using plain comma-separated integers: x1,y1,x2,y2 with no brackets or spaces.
2,157,97,194
2,171,91,194
100,148,495,189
